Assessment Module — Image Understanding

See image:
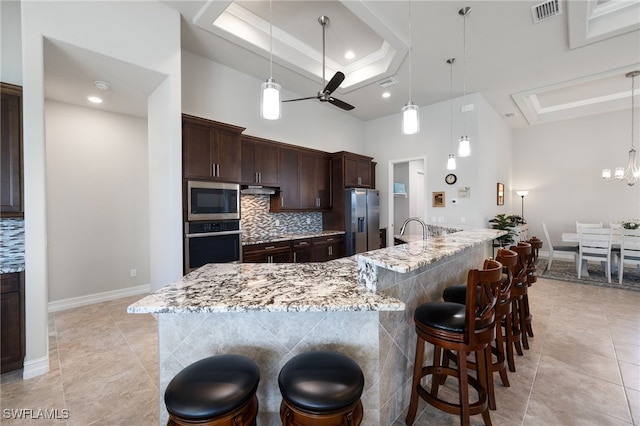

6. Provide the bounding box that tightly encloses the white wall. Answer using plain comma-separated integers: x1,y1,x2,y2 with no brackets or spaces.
513,108,640,246
366,92,514,234
181,50,365,153
21,0,181,379
45,101,150,302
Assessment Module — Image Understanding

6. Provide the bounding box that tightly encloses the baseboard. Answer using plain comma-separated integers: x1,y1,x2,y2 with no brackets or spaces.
48,284,151,313
23,355,49,379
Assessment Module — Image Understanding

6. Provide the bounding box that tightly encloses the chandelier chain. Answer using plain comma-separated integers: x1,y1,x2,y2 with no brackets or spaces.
408,1,413,103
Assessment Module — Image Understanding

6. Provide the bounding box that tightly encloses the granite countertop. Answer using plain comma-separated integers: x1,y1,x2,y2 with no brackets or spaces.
358,228,505,274
242,230,345,246
0,264,25,274
127,257,404,314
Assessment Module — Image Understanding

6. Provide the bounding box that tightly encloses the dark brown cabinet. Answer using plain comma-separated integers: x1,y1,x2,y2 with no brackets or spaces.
312,235,345,262
342,152,372,188
241,136,280,187
243,241,292,263
271,147,331,212
271,147,300,211
182,114,244,182
292,239,313,263
1,83,23,217
1,272,25,373
299,152,331,210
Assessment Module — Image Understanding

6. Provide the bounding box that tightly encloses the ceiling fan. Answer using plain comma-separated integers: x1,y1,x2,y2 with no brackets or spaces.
282,16,355,111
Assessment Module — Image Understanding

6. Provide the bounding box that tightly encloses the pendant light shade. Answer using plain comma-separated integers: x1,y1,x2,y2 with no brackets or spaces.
458,135,471,157
261,78,281,120
401,0,419,135
259,0,281,120
457,7,472,157
447,154,457,170
402,102,420,135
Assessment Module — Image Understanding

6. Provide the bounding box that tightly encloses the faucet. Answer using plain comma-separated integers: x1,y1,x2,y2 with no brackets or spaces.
399,217,428,240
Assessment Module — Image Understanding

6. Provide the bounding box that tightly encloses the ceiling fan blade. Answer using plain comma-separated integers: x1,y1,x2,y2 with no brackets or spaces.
323,72,345,95
328,97,355,111
282,96,319,103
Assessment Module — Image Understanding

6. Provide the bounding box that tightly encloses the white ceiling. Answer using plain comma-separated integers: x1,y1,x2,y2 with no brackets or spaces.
44,0,640,127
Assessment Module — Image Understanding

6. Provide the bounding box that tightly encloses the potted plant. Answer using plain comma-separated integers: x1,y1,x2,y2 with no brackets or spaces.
488,214,518,247
621,218,640,229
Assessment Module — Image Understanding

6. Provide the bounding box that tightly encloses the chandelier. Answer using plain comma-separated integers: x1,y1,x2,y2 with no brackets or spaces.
602,70,640,186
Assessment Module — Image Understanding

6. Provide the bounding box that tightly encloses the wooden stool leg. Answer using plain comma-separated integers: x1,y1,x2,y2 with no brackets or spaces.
504,313,516,372
457,350,471,426
406,336,425,425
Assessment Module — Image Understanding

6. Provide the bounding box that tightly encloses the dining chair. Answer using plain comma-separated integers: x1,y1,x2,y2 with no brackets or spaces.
618,228,640,284
541,222,578,273
576,221,603,232
577,227,613,283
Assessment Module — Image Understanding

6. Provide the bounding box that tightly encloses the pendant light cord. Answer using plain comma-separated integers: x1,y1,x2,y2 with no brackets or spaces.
632,72,636,150
450,60,454,154
462,8,468,136
408,1,413,103
269,0,273,79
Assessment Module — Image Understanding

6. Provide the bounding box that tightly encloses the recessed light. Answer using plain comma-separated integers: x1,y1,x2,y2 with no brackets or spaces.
382,92,391,98
87,96,103,104
344,50,355,60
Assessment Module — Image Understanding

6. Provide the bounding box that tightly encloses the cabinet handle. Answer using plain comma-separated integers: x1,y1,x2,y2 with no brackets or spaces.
358,177,362,185
216,164,220,177
293,252,297,262
211,164,215,176
329,246,333,256
258,172,262,183
265,246,275,250
327,238,334,241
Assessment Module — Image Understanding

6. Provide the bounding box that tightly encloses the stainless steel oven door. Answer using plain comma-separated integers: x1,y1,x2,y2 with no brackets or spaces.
184,230,242,272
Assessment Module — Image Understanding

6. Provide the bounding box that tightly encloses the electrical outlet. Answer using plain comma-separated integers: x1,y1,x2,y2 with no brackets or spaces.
130,269,137,277
276,219,280,226
306,218,311,224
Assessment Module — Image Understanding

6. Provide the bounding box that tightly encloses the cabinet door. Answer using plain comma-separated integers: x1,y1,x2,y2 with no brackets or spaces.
241,139,258,184
344,156,371,187
274,148,300,210
299,153,318,209
1,84,22,216
0,292,21,369
316,154,332,208
292,239,313,263
183,123,215,179
243,242,291,263
213,129,241,182
255,143,279,187
312,236,344,262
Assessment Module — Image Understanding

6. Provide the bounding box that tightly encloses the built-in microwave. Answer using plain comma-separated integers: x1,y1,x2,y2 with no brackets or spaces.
187,181,240,221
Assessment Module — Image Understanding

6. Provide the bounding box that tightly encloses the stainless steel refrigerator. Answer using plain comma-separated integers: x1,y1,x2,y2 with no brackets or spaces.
345,188,380,255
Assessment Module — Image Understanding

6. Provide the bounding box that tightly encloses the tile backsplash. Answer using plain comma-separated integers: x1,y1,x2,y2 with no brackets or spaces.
241,195,322,239
1,218,25,271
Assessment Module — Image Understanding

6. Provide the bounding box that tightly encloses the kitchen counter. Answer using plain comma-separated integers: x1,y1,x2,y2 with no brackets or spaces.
129,226,503,425
241,229,344,245
127,257,403,314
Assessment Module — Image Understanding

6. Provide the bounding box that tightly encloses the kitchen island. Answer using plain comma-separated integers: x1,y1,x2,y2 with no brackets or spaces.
128,228,503,425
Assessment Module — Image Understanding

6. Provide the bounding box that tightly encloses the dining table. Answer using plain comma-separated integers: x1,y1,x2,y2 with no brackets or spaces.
561,232,621,277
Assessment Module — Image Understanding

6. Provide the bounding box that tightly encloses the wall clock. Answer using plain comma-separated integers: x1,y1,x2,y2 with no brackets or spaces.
445,174,457,185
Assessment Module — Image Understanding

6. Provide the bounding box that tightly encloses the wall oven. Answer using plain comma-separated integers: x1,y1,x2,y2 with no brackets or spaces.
184,221,242,272
187,181,240,221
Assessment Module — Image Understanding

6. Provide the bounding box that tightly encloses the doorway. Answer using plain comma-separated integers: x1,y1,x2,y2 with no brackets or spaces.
388,156,427,246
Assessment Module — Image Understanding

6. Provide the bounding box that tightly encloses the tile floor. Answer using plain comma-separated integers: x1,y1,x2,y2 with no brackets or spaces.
1,277,639,425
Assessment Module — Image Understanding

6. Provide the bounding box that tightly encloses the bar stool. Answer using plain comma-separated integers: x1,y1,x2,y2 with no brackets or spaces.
510,242,533,352
406,259,503,426
278,350,364,426
440,249,518,411
164,354,260,426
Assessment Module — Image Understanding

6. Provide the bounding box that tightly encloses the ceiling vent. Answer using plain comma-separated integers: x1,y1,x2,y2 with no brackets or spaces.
531,0,562,23
504,112,518,118
378,77,399,88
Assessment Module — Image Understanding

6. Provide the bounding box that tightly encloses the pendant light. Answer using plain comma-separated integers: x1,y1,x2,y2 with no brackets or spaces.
260,0,281,120
457,7,471,157
402,0,419,135
602,70,640,186
447,58,457,171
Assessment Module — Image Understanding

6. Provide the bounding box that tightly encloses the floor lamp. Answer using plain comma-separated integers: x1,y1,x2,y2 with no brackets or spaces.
516,190,529,224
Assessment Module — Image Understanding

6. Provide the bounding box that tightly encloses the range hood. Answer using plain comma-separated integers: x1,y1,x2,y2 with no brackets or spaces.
240,185,277,195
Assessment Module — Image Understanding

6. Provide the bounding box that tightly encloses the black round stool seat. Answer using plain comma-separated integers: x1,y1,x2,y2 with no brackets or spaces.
278,350,364,412
164,354,260,422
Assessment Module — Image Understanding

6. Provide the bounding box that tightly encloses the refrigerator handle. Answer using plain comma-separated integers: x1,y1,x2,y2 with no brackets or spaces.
358,217,365,233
